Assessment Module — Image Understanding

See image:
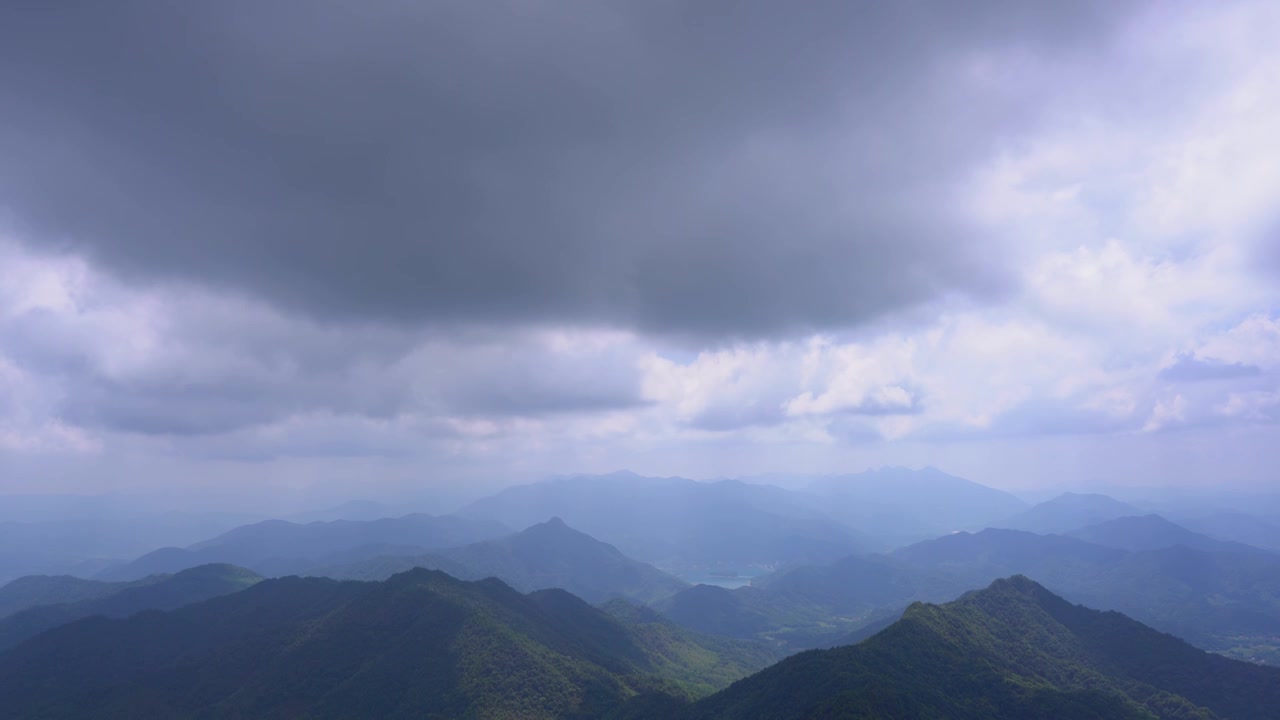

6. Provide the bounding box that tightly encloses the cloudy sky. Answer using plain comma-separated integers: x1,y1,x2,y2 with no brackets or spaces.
1,1,1278,508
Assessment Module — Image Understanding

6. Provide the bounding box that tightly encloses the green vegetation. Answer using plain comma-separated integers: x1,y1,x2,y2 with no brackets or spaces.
685,576,1280,719
0,568,778,719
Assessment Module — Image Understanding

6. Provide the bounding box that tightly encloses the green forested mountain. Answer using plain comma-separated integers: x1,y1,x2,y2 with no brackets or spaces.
685,576,1280,720
0,564,261,652
314,517,690,604
0,568,780,719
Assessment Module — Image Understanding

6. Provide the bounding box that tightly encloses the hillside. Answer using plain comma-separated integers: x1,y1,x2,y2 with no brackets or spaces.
459,472,865,570
313,517,690,604
996,492,1142,534
0,564,261,652
0,568,781,719
98,513,509,580
687,576,1280,719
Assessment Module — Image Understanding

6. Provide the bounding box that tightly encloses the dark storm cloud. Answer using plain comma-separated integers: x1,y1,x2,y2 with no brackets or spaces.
0,280,646,436
1159,353,1263,383
0,0,1140,339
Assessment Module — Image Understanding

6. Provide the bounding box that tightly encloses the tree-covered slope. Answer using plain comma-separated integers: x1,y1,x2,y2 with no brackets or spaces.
688,576,1280,720
0,568,779,719
0,563,261,652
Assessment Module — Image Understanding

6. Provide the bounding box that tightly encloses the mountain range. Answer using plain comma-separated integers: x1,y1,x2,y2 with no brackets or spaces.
311,517,690,604
803,466,1028,544
683,575,1280,719
0,568,781,719
657,520,1280,659
0,564,261,652
97,513,509,580
458,472,868,570
996,492,1143,534
3,570,1275,719
1066,514,1280,557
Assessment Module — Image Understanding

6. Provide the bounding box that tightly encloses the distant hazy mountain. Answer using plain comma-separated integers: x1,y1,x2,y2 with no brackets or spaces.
0,564,260,652
0,569,781,718
98,513,509,580
0,508,257,585
284,499,408,523
460,472,866,569
314,517,690,604
1067,514,1278,556
804,466,1028,544
1180,511,1280,552
686,576,1280,720
994,491,1142,533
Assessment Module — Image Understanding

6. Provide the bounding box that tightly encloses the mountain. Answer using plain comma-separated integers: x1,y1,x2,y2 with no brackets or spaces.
804,466,1028,544
460,472,865,570
0,564,261,652
0,568,782,719
1179,512,1280,552
660,527,1280,660
996,492,1142,534
892,528,1280,657
98,513,509,580
314,517,690,604
1067,514,1278,557
0,509,257,585
656,553,962,649
0,573,162,618
687,576,1280,720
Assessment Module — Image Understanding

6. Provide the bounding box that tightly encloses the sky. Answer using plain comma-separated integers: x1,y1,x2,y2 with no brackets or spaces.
1,1,1278,510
